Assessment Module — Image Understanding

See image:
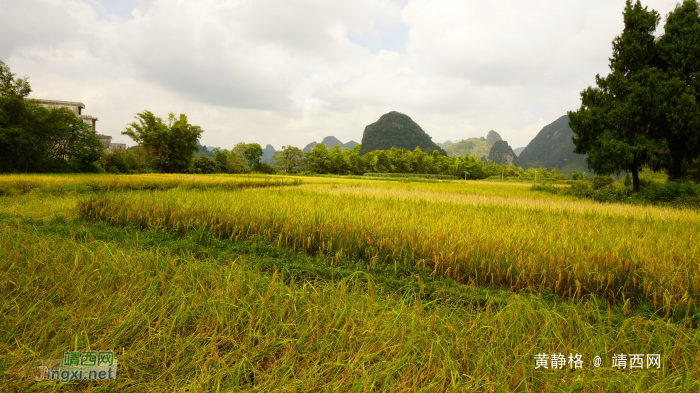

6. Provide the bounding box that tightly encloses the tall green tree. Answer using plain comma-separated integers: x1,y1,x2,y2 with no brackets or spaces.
273,145,306,173
656,0,700,179
348,144,365,175
122,111,169,172
166,113,203,172
0,60,102,173
569,0,662,191
36,106,104,172
412,147,426,173
212,148,231,173
123,111,202,173
232,143,264,169
328,146,351,174
306,143,331,173
242,144,261,168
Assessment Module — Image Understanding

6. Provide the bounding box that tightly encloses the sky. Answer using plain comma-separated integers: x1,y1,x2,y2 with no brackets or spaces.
0,0,683,150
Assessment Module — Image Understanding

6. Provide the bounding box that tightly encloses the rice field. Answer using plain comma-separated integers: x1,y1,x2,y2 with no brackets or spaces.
78,183,700,310
2,174,700,392
0,173,302,195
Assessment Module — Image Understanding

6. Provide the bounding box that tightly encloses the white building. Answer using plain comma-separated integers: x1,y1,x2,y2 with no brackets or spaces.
33,99,120,151
109,143,126,152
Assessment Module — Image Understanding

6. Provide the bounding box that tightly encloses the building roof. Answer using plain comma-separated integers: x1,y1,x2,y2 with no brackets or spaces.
33,99,86,108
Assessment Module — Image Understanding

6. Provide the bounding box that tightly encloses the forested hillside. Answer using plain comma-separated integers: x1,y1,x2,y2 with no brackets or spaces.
488,140,519,166
443,131,502,159
518,115,589,174
444,138,488,159
359,112,447,156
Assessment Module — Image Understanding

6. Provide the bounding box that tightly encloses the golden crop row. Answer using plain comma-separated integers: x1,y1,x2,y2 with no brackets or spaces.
4,222,697,391
0,173,302,192
78,185,700,309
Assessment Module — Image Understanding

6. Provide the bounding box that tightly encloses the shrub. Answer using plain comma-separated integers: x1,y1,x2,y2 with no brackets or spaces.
591,175,614,189
254,163,276,174
572,170,589,180
193,156,217,174
571,180,589,191
530,184,559,194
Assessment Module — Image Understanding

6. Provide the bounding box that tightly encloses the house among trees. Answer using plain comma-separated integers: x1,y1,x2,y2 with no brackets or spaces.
34,99,120,151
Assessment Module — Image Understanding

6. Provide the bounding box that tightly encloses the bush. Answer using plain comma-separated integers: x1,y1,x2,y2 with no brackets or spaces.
530,184,559,194
643,181,698,202
623,173,631,187
229,164,250,174
639,178,653,190
193,156,217,174
572,171,589,181
591,175,614,189
571,180,589,191
88,162,105,174
254,163,276,174
103,153,129,174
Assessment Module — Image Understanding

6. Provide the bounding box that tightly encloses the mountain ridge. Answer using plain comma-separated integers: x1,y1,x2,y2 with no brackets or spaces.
303,136,359,153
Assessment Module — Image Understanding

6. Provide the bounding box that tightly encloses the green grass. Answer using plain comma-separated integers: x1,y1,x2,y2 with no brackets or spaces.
2,174,700,392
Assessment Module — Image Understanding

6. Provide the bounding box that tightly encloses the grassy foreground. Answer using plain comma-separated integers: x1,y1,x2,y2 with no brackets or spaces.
1,174,700,392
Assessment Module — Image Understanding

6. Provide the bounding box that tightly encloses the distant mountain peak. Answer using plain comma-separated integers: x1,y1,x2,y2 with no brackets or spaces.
488,140,519,166
303,137,358,153
359,111,446,155
518,115,590,175
485,130,502,149
321,136,342,146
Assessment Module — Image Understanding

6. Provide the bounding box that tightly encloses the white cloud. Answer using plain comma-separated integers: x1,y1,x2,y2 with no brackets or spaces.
0,0,686,150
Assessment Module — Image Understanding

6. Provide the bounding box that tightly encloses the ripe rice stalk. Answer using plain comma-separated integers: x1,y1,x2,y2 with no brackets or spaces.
76,186,700,309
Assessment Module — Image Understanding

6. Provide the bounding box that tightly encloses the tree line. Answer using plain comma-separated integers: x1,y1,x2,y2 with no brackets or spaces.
189,142,567,180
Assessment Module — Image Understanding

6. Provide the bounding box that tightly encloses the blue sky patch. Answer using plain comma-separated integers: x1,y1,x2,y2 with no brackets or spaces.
90,0,138,20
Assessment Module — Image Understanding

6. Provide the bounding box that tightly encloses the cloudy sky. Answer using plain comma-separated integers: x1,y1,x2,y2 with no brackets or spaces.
1,0,682,150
